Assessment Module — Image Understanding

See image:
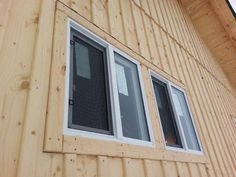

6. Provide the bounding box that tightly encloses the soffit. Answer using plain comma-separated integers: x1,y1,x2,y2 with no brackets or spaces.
180,0,236,88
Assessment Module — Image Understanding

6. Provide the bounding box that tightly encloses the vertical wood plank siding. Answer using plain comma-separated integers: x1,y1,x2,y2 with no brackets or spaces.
0,0,235,177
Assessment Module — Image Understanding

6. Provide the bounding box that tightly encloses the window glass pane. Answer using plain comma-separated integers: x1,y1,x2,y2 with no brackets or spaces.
76,43,91,79
152,78,182,147
68,33,112,135
172,87,200,151
115,53,150,141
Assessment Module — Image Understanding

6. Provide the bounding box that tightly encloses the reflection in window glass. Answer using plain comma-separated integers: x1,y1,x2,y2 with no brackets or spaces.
75,43,91,79
115,53,150,141
172,87,200,151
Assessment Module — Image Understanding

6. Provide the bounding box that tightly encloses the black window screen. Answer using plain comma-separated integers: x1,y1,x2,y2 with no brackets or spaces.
152,77,182,147
68,29,112,135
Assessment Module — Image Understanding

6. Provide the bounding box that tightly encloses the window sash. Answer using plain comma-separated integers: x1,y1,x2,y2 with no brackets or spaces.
114,53,150,141
68,30,113,135
171,86,200,151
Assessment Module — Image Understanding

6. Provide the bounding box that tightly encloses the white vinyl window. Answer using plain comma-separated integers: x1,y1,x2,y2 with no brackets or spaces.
64,19,154,147
150,70,202,154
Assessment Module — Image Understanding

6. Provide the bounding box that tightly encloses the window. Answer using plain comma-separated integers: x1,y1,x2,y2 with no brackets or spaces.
115,53,150,141
152,77,182,148
150,71,202,153
227,0,236,19
69,29,112,135
65,20,153,145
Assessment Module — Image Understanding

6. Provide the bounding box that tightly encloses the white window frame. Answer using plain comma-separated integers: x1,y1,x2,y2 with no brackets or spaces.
63,18,155,147
149,70,203,155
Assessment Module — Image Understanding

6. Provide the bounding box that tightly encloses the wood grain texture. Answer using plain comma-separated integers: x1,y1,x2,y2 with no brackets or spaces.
44,10,67,152
181,0,236,89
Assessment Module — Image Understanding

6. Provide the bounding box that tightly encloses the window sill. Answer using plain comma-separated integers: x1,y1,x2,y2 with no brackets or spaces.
64,128,155,148
57,134,208,164
166,146,204,156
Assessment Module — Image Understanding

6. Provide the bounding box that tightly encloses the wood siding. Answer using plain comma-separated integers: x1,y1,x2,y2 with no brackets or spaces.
0,0,236,177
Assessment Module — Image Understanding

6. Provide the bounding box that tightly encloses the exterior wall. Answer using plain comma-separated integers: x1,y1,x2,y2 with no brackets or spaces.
0,0,236,177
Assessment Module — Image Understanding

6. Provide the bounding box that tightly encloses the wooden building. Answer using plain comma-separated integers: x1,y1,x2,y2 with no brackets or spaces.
0,0,236,177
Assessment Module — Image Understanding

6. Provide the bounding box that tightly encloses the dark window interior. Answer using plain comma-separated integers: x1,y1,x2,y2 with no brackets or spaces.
152,77,182,148
68,29,112,135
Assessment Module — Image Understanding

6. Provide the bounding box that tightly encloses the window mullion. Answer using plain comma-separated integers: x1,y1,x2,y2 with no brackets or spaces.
108,45,123,139
168,82,188,150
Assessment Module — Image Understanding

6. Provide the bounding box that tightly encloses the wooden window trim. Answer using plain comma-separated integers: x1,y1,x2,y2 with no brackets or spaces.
43,3,207,164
